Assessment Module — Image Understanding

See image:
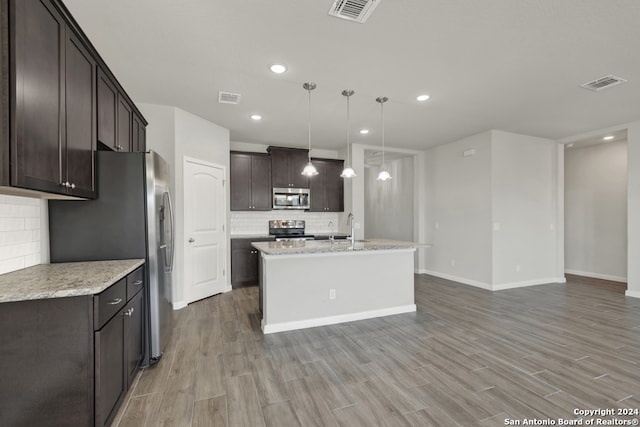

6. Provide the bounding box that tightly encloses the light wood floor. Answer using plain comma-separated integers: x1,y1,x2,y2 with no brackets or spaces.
113,275,640,427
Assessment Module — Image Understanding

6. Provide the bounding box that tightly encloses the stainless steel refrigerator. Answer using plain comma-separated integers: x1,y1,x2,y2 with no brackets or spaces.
49,150,174,365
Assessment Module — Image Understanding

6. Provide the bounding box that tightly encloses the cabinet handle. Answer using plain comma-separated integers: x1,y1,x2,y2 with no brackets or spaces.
133,280,143,285
188,238,195,243
107,298,123,305
70,183,75,189
123,307,134,317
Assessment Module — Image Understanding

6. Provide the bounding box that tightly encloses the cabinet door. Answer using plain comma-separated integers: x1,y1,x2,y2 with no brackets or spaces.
230,153,252,210
124,290,144,387
289,149,310,188
308,160,327,212
132,113,146,152
117,96,132,152
97,70,117,150
270,149,290,188
231,239,254,285
64,32,96,198
251,154,272,210
95,312,126,427
12,0,64,193
325,160,344,212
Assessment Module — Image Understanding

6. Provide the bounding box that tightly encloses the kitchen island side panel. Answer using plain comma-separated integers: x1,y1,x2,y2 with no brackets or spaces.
261,249,416,332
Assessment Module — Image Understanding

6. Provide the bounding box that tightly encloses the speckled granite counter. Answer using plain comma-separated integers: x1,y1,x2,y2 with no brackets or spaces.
252,238,418,256
0,259,144,303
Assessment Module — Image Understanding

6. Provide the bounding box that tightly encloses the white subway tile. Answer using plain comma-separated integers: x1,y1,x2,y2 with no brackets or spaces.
24,217,40,230
0,218,25,232
24,253,41,268
0,257,25,276
0,230,33,246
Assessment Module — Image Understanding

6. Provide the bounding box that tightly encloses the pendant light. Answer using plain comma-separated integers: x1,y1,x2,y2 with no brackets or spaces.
301,82,319,177
340,89,357,178
376,96,392,181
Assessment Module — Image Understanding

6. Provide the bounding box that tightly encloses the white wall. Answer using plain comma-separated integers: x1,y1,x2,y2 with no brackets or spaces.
626,122,640,297
0,195,47,275
424,131,493,286
139,104,230,308
565,141,627,282
491,131,559,287
364,156,414,241
423,130,562,290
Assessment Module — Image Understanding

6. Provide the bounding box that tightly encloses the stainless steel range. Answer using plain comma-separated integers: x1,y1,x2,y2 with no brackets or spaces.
268,220,315,241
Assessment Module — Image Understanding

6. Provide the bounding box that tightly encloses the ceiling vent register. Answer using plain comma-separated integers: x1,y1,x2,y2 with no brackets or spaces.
580,75,627,91
328,0,381,23
218,91,241,104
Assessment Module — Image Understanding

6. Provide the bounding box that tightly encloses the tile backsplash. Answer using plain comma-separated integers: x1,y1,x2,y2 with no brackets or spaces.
230,211,343,236
0,195,45,275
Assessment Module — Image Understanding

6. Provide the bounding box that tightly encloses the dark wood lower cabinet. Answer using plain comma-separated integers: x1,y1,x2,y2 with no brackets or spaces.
231,237,274,288
0,266,145,427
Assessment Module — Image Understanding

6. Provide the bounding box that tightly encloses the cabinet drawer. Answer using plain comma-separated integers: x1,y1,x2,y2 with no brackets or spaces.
94,278,127,330
126,267,145,301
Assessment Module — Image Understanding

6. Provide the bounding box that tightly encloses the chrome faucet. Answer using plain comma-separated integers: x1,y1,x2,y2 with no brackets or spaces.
347,213,355,245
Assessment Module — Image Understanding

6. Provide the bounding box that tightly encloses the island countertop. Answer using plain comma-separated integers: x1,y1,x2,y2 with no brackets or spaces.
0,259,145,303
252,238,420,256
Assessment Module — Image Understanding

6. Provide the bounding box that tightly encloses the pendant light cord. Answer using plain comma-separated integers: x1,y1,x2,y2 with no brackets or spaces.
346,95,351,164
307,87,312,162
381,100,385,168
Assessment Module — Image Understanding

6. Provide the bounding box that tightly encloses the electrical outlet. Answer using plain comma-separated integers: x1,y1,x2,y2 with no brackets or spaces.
329,289,336,300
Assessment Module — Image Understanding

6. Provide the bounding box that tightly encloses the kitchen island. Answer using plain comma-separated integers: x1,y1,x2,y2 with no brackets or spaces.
252,239,417,334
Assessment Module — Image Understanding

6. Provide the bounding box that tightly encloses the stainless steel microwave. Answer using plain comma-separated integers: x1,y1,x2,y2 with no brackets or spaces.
273,187,310,210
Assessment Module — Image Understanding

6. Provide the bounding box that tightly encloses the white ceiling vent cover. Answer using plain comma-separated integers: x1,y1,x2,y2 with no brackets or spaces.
328,0,381,23
218,91,241,104
581,75,627,91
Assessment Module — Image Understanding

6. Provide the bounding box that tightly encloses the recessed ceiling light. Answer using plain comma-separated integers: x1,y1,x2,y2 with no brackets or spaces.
360,129,369,135
250,114,262,121
603,135,614,140
416,94,430,101
270,64,287,74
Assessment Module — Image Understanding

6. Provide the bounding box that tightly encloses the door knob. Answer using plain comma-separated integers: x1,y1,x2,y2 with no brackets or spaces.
188,238,195,243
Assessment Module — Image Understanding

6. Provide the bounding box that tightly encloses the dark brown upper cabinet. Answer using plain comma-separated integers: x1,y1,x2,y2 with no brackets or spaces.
8,0,96,198
268,146,310,189
1,0,148,199
230,151,272,211
132,112,147,153
97,69,118,149
309,158,344,212
97,69,144,153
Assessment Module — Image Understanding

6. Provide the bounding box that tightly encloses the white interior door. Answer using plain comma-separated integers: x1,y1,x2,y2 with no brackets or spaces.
184,158,226,303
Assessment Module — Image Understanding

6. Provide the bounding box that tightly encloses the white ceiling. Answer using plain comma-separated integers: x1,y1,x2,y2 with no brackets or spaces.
63,0,640,152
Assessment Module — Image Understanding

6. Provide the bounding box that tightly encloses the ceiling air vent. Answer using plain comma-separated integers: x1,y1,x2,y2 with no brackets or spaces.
328,0,381,23
218,91,241,104
580,75,627,91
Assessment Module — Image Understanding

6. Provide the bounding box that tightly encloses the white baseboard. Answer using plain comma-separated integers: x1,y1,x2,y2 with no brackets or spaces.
420,270,493,290
492,277,566,291
261,304,417,334
172,300,187,310
419,270,565,291
565,269,627,283
625,290,640,299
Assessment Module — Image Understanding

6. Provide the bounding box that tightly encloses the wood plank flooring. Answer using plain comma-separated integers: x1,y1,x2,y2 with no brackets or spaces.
113,275,640,427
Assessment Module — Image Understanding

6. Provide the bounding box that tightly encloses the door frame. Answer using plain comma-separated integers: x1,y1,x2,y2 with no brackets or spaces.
182,156,229,305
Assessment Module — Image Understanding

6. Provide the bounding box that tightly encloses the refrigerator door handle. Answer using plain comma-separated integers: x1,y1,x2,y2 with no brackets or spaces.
164,191,175,273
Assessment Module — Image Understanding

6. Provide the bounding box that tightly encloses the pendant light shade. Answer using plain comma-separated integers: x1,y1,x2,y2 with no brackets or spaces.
340,89,357,178
376,96,392,181
301,82,319,177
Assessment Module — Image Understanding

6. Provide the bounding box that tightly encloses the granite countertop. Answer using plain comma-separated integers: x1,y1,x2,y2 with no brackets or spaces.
0,259,145,303
252,239,423,256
